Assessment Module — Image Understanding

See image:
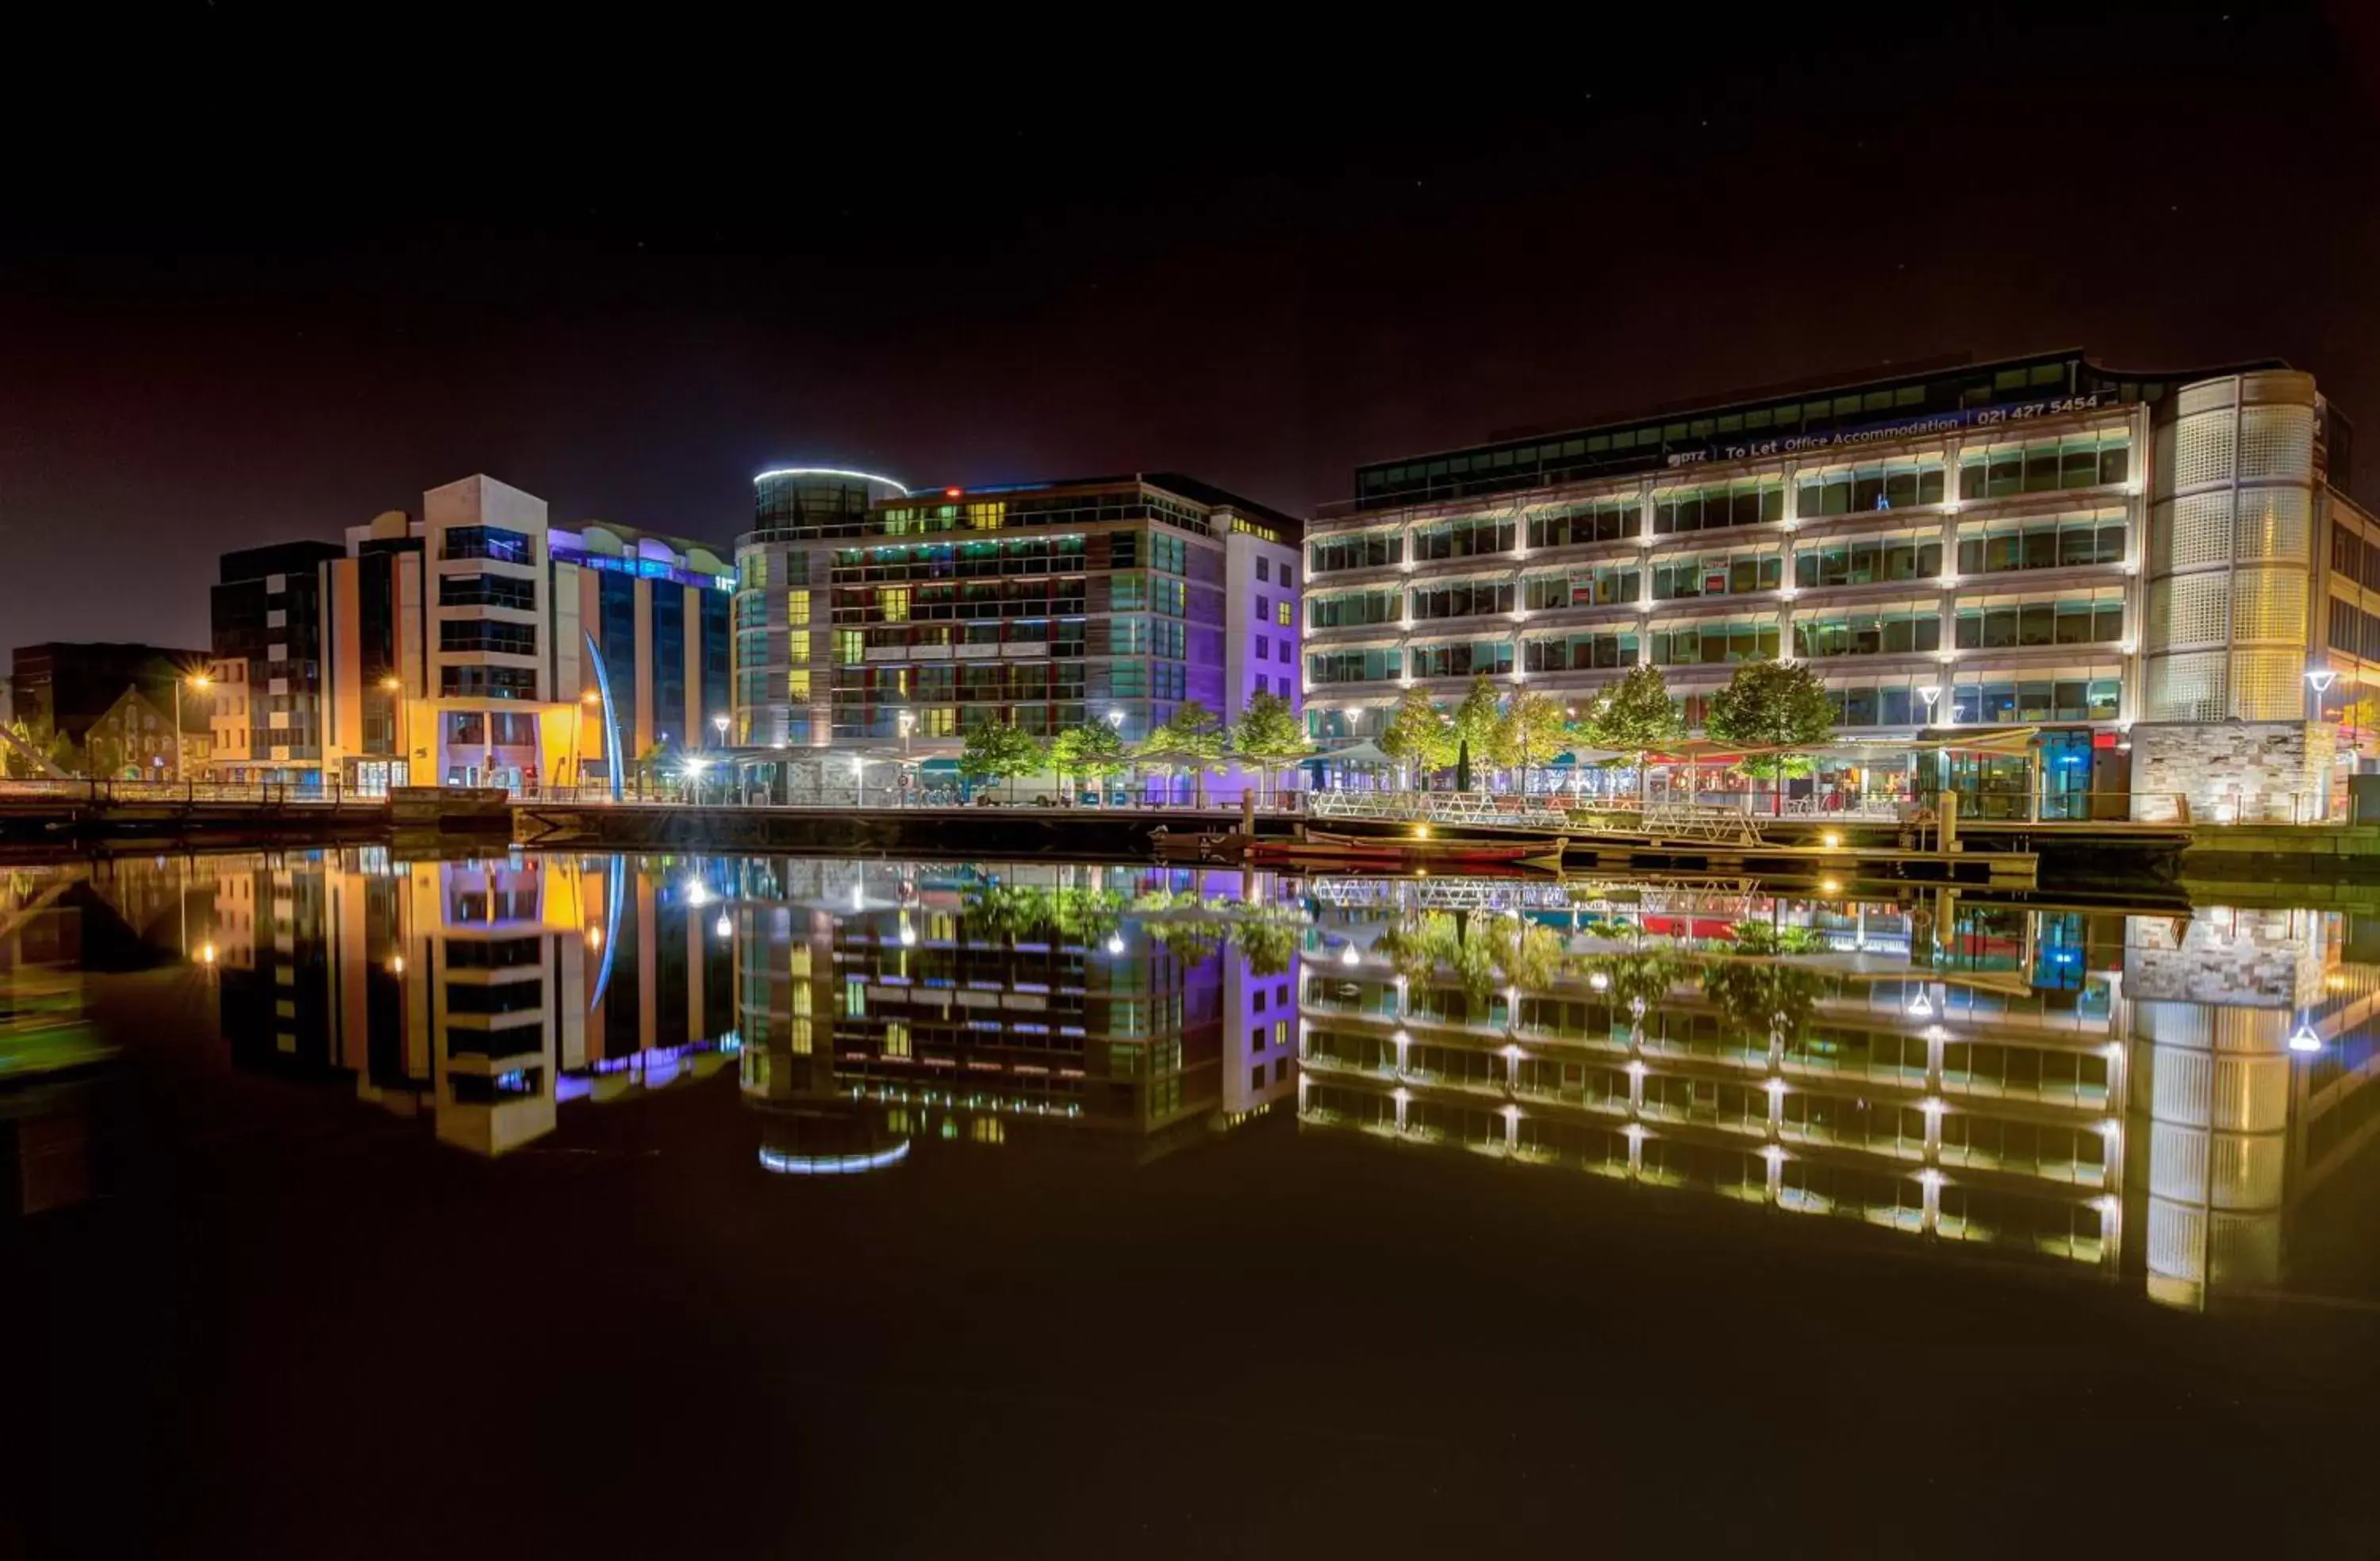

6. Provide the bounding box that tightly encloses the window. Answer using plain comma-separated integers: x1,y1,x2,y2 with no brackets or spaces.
1953,592,2125,650
1653,478,1783,535
785,590,811,627
1526,562,1640,610
1649,619,1780,665
1795,458,1945,516
440,665,538,700
1255,595,1269,620
1311,531,1403,574
1794,533,1944,588
1411,515,1517,561
1791,606,1942,658
1652,549,1783,600
1308,589,1402,629
439,574,537,610
1954,513,2127,576
1409,579,1515,622
1958,432,2131,499
1256,558,1269,583
439,620,538,656
1307,648,1401,685
1526,497,1640,549
1523,629,1639,671
1254,635,1269,658
440,525,532,564
1408,640,1514,679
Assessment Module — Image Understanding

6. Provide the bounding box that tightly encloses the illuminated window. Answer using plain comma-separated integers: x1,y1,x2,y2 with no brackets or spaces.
835,631,866,665
972,1117,1005,1145
879,587,910,623
742,552,770,589
785,590,810,626
1276,601,1294,627
786,670,811,701
885,1020,911,1059
788,634,810,665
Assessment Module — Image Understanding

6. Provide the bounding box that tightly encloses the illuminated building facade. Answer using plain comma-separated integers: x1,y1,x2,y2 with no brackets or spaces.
212,475,734,791
1303,351,2373,819
731,470,1302,760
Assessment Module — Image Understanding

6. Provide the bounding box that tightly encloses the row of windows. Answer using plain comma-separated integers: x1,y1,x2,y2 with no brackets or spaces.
1526,564,1641,610
1310,532,1403,574
1654,551,1783,600
1954,598,2125,650
1523,630,1640,672
834,665,1093,701
1956,517,2128,574
439,620,539,656
1410,579,1515,622
439,573,538,610
2327,596,2380,663
1653,478,1785,535
1649,621,1782,666
1308,648,1402,685
2328,527,2380,591
1309,589,1402,628
1957,434,2129,498
833,581,1089,622
441,665,539,700
440,525,533,565
1411,640,1513,679
1795,458,1947,516
1796,535,1944,588
1413,516,1517,561
1793,609,1942,658
1526,499,1641,550
444,711,542,744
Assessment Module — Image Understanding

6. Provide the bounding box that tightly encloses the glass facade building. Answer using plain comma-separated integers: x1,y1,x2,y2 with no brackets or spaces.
1303,351,2373,820
733,468,1302,754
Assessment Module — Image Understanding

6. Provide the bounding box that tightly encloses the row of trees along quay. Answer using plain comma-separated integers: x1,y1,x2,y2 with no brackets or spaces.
1377,659,1835,812
957,689,1316,804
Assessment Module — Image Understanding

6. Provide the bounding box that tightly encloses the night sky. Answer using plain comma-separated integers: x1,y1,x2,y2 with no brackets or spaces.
4,6,2375,651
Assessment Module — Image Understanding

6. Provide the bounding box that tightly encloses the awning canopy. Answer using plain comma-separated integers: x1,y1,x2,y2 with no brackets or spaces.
1312,739,1398,766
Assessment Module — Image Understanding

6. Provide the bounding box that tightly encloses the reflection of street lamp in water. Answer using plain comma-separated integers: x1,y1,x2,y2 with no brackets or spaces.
176,670,212,784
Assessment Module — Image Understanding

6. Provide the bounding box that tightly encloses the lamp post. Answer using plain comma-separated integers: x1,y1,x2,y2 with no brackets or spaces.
1107,709,1127,805
176,671,211,784
2308,669,2340,822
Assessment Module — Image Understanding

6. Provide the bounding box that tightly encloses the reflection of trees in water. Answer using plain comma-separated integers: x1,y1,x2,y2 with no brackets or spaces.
1376,912,1568,1003
1698,960,1833,1043
962,885,1127,944
963,886,1304,975
1726,920,1831,957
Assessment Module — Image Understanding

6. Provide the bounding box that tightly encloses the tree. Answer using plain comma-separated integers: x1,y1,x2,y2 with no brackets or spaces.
1452,675,1504,784
1049,721,1130,798
1580,665,1686,799
1492,690,1570,785
1705,658,1835,813
958,719,1046,799
1226,691,1313,803
1379,686,1456,784
1137,701,1227,806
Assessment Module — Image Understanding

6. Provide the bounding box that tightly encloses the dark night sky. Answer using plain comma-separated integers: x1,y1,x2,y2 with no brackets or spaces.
4,6,2375,652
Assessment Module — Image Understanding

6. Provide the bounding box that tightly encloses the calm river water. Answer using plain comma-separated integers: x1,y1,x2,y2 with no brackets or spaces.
5,848,2379,1557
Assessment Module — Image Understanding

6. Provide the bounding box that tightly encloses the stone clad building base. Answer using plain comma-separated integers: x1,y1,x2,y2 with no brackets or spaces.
2129,721,2335,823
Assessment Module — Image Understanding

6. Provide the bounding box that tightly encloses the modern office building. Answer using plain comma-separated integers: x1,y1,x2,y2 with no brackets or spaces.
1303,351,2369,820
7,642,208,746
733,468,1301,755
211,475,734,792
208,541,343,784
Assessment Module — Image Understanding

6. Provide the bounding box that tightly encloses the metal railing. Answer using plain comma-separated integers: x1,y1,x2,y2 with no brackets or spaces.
1310,791,1571,830
0,778,373,807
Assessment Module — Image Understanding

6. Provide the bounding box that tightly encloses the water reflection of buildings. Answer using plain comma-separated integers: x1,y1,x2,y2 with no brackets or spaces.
731,859,1298,1172
1298,881,2380,1312
209,849,735,1154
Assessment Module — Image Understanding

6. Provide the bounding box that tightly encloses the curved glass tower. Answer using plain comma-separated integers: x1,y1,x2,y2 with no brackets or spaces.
733,467,908,746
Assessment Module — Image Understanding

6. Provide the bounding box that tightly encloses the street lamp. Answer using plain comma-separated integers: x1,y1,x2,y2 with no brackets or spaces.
572,690,599,797
380,675,407,790
175,671,211,784
713,712,731,745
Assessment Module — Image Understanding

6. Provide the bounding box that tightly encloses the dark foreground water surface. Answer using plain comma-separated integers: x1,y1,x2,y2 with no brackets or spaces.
7,849,2380,1558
